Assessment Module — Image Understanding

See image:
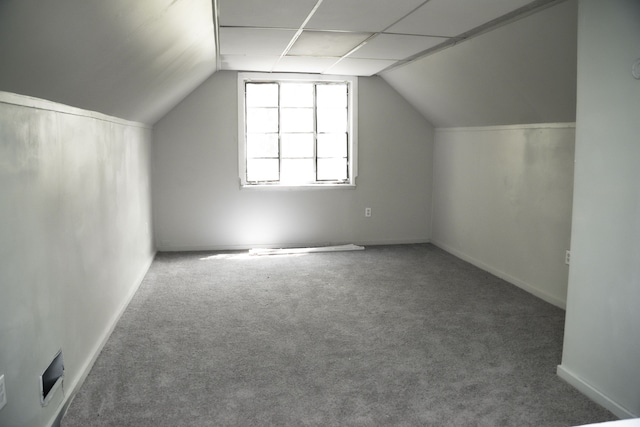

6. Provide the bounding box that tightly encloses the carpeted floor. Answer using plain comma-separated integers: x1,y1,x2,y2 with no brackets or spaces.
62,244,616,426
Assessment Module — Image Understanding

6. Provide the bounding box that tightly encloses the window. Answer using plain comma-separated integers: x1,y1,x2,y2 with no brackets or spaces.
238,73,357,188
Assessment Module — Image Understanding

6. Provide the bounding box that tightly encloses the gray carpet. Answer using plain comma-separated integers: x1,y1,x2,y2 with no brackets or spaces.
62,244,615,426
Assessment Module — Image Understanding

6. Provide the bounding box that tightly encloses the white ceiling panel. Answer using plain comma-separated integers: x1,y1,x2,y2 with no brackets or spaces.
388,0,534,37
273,56,341,74
215,0,549,77
221,55,279,72
288,31,372,57
220,28,296,55
218,0,317,28
325,58,396,76
306,0,427,32
350,34,445,60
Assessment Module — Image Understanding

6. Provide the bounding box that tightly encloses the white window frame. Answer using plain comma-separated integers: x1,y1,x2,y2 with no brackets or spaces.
238,72,358,189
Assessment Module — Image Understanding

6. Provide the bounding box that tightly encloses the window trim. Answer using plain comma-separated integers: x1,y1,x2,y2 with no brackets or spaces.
238,72,358,189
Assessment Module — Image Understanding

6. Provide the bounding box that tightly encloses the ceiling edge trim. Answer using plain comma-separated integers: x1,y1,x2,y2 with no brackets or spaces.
435,122,576,133
0,91,150,129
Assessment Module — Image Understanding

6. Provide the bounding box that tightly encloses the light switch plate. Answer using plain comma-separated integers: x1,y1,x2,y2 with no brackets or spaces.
0,374,7,411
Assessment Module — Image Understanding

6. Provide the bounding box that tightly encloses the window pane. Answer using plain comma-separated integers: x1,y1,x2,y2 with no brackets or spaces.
247,107,278,133
281,83,313,107
317,133,347,158
317,84,347,108
281,159,315,184
246,83,278,107
317,158,348,181
281,133,314,158
247,133,278,158
281,108,314,132
317,107,347,133
240,74,356,187
247,158,279,182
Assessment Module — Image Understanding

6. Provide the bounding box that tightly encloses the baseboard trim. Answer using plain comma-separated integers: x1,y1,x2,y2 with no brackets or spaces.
557,365,638,419
431,240,566,309
48,252,157,427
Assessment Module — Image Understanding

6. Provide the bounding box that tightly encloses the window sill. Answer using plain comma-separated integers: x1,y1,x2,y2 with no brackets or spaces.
240,183,356,191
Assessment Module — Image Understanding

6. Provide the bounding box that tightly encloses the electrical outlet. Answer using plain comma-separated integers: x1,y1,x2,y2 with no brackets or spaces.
565,250,571,265
365,207,371,217
0,374,7,411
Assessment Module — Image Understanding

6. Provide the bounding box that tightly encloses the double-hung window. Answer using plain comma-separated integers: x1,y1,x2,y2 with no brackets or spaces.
238,73,357,188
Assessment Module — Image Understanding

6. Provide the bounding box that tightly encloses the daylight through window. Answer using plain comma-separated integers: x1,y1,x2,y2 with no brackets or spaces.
238,73,357,187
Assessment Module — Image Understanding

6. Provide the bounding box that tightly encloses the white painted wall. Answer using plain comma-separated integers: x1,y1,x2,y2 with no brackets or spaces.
382,0,578,128
431,124,575,308
152,71,433,250
558,0,640,418
0,92,155,427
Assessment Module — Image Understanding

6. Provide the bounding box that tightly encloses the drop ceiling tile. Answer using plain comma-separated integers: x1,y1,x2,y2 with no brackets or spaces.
306,0,426,32
273,56,341,74
220,28,296,55
350,34,446,60
325,58,397,76
388,0,534,37
221,55,280,72
218,0,317,28
288,31,372,57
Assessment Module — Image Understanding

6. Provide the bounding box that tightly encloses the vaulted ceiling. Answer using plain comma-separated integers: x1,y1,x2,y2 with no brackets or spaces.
0,0,576,126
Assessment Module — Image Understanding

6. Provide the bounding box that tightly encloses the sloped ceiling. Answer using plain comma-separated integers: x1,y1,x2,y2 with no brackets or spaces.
0,0,217,124
382,0,578,128
0,0,576,127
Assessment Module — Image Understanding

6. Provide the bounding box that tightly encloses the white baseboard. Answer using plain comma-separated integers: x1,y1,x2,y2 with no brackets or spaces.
48,252,156,427
557,365,638,419
430,240,566,309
